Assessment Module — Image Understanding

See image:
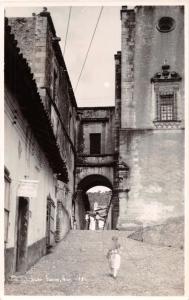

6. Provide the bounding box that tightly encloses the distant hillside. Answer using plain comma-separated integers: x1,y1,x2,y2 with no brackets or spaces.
87,191,112,209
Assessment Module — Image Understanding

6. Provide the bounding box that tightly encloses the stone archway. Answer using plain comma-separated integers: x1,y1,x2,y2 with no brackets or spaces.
78,174,113,192
74,174,113,230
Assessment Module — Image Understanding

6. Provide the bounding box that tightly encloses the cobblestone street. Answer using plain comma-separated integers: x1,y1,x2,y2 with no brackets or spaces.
5,230,184,296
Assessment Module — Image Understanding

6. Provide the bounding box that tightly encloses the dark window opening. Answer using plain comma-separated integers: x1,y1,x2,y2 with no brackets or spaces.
157,17,175,32
90,133,101,155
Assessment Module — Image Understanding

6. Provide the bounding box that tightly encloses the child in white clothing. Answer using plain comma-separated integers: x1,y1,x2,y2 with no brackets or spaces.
106,236,121,278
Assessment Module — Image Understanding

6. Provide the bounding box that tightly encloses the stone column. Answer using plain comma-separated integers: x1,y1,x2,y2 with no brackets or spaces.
114,51,121,153
74,189,86,229
116,160,143,231
111,161,130,229
116,162,130,229
111,190,119,229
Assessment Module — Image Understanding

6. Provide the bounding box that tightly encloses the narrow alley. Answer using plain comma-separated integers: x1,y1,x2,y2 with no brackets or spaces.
5,230,184,296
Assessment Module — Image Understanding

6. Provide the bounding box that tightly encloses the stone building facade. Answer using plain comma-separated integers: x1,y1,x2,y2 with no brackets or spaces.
115,6,184,229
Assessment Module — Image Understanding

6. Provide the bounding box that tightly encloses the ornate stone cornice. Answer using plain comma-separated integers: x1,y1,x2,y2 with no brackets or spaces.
151,64,182,83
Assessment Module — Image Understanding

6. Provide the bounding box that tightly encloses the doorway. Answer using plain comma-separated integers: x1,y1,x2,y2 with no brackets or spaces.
16,197,29,273
46,195,55,249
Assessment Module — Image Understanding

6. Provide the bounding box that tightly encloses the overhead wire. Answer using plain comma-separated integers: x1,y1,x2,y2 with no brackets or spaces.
63,6,72,56
74,6,104,93
77,96,112,100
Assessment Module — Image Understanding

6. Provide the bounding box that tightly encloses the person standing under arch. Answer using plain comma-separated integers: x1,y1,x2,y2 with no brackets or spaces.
89,214,96,230
85,212,89,230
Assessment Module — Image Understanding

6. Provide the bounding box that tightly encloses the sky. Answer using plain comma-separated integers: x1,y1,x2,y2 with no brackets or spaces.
5,6,121,107
87,186,111,193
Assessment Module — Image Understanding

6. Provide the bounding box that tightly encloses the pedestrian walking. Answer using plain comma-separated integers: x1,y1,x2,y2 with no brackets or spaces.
95,212,100,230
106,236,121,279
98,218,104,229
85,212,89,230
89,214,96,230
95,212,104,230
73,219,77,230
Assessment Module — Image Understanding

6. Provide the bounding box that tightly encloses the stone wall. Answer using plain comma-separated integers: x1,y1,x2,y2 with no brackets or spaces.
75,107,116,228
121,6,184,129
117,6,184,229
77,107,115,155
119,129,184,227
8,16,47,101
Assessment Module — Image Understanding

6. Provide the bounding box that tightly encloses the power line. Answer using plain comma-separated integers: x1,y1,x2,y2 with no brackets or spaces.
78,96,112,100
74,6,104,93
63,6,72,56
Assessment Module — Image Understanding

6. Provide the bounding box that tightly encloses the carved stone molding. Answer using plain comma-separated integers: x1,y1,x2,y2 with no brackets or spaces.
151,64,182,83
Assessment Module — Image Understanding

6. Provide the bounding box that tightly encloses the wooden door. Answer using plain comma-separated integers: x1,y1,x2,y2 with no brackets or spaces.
16,197,29,273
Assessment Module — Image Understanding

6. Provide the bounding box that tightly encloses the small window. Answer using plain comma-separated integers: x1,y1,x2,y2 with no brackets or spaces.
157,94,177,121
157,17,175,32
90,133,101,155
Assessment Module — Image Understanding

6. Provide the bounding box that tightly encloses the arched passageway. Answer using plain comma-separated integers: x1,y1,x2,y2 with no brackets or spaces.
78,174,113,192
73,175,113,230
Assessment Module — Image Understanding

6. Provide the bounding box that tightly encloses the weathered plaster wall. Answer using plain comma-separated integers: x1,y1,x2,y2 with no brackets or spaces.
4,87,57,275
119,129,184,227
